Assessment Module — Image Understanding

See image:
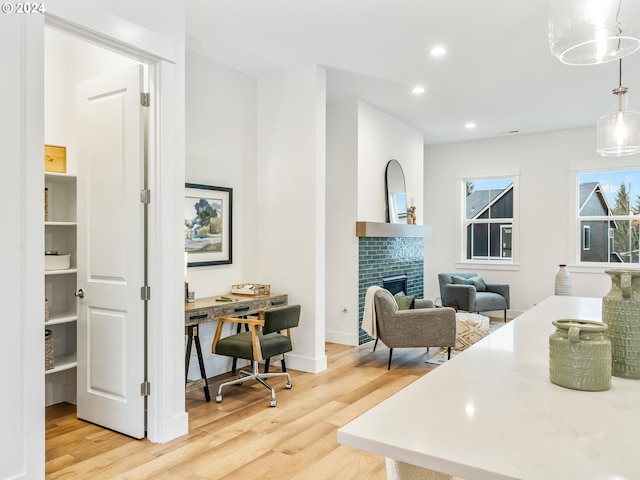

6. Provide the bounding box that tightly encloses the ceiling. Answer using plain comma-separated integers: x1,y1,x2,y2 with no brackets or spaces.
186,0,640,145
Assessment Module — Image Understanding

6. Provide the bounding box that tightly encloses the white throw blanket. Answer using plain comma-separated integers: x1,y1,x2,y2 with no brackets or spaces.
363,285,383,338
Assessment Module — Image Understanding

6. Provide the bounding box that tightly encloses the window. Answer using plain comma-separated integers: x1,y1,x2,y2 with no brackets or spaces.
578,169,640,264
463,177,514,261
583,225,591,250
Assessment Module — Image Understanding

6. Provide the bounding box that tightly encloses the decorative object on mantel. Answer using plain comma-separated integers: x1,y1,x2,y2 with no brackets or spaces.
602,269,640,378
549,319,611,391
554,264,572,296
407,205,416,225
231,283,270,296
596,59,640,157
549,0,640,65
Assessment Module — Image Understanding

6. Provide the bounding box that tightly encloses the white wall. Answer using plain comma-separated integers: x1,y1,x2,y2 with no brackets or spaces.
257,65,327,372
358,101,424,224
184,50,258,377
424,127,640,313
184,60,330,374
326,100,359,345
325,100,425,345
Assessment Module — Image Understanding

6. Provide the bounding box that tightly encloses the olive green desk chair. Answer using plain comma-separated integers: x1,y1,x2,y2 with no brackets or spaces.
211,304,301,407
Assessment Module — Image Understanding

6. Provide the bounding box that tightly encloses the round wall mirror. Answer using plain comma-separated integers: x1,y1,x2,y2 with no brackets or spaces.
385,159,407,223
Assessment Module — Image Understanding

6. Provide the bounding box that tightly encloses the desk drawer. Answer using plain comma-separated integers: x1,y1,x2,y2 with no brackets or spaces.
186,311,211,324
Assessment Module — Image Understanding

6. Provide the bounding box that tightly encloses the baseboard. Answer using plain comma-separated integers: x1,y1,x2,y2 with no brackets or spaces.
325,329,358,346
147,411,189,444
285,352,328,373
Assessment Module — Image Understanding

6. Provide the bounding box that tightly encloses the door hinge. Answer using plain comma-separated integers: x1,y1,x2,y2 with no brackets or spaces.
141,285,151,301
140,189,151,204
140,381,151,397
140,92,150,107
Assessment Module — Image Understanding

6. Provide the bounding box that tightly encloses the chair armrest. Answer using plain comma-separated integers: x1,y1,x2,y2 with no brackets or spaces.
212,311,265,361
485,283,510,307
381,308,456,347
440,284,476,311
414,298,434,309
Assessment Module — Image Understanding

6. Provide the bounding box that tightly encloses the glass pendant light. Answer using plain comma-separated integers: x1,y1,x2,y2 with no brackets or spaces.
597,59,640,156
550,0,640,65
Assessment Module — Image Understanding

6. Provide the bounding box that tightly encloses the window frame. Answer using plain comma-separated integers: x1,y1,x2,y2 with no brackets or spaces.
457,173,520,268
572,167,640,269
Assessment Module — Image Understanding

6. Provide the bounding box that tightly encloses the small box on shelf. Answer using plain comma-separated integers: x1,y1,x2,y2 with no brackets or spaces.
44,145,67,173
231,283,270,296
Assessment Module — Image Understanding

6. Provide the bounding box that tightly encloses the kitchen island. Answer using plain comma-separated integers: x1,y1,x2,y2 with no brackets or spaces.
338,296,640,479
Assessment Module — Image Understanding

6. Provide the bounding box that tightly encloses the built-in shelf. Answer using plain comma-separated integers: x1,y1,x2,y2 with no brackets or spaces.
46,310,78,326
44,268,77,276
45,354,77,375
355,221,432,238
45,221,77,227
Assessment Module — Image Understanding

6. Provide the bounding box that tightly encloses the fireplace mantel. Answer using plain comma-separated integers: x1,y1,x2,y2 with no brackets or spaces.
355,221,432,238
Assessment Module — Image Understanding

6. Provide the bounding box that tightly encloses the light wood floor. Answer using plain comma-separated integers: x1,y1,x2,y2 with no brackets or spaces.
46,342,441,479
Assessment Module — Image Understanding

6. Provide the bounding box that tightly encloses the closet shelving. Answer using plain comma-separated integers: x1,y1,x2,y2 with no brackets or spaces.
44,172,78,379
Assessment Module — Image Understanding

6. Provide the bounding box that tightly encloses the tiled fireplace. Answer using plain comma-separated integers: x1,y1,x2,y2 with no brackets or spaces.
356,222,431,345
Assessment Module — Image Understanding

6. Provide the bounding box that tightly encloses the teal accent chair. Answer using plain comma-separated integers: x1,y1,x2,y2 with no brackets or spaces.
211,304,301,407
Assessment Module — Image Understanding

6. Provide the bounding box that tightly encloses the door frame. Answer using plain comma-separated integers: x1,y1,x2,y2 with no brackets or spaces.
40,3,188,444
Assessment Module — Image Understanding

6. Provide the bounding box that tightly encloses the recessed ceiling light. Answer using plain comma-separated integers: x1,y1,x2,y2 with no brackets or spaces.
465,122,476,129
430,46,447,56
411,86,425,95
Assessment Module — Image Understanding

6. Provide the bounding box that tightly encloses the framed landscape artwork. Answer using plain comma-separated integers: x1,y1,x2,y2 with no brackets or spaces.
184,183,233,266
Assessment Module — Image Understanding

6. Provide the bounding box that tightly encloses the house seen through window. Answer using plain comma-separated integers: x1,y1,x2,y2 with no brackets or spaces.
579,169,640,264
464,177,514,261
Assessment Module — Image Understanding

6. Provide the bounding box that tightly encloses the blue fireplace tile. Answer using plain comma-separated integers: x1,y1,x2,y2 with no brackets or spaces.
357,237,424,344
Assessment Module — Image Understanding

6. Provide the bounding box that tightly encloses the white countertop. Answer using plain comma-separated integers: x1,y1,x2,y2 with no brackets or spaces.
338,296,640,480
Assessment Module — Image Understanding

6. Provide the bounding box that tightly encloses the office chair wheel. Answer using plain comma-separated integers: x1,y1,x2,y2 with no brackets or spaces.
215,395,222,403
285,382,292,389
270,399,277,407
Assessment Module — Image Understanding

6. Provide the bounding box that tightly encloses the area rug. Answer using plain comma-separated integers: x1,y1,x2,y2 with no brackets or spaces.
425,320,506,365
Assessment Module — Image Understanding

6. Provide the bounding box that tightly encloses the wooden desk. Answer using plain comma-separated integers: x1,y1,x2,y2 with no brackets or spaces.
184,293,288,400
338,296,640,479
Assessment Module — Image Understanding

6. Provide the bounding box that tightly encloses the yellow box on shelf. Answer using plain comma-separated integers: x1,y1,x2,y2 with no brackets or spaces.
44,144,67,173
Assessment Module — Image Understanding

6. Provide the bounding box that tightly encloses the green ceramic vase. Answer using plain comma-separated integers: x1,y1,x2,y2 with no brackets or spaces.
549,319,611,391
602,269,640,379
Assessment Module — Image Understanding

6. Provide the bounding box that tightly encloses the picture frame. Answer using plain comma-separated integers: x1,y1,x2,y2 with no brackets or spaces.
184,183,232,266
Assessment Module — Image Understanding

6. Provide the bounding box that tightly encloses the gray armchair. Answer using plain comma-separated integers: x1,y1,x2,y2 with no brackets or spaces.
438,272,510,321
374,289,456,369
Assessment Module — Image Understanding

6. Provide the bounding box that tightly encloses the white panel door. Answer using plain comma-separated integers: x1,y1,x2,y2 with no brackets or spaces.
76,65,146,438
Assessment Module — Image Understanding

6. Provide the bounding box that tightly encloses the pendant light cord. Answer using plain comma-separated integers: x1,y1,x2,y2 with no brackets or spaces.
619,58,623,87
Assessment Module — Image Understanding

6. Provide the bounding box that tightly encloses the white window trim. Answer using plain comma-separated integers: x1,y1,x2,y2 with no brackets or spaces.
456,173,520,267
570,166,640,271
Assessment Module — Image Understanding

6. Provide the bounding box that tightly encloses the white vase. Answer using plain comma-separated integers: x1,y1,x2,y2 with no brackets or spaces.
555,264,572,296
